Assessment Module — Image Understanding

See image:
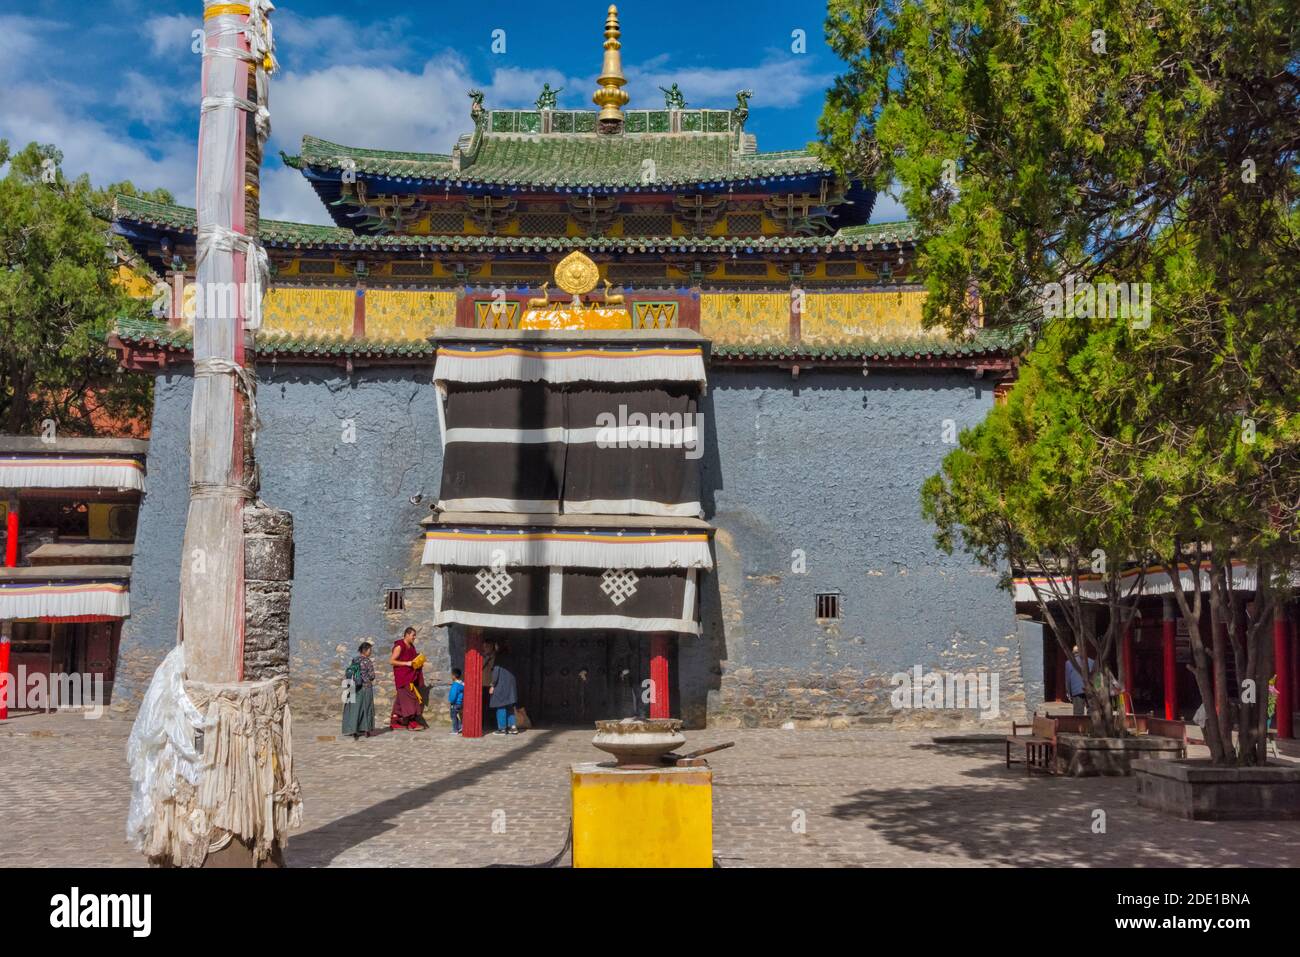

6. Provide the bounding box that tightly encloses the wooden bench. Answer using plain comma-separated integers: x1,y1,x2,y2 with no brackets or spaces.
1004,714,1038,768
1145,717,1191,756
1006,716,1059,774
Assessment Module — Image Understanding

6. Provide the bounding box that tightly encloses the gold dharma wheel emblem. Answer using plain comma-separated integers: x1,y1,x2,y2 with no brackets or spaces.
554,251,600,297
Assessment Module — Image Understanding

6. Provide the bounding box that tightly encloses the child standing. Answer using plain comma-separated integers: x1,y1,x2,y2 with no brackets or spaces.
448,668,465,734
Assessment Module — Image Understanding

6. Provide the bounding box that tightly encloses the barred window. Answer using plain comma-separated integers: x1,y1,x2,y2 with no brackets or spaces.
816,592,842,621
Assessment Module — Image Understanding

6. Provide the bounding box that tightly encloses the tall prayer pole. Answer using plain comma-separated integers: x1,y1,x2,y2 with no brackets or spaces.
127,0,300,868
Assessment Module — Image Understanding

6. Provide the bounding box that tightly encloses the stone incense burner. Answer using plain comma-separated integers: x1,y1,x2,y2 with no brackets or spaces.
591,718,686,767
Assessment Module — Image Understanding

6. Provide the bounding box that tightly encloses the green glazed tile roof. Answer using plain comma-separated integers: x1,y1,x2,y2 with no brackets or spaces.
287,132,829,188
710,328,1020,361
112,317,1016,363
113,194,917,252
111,317,437,359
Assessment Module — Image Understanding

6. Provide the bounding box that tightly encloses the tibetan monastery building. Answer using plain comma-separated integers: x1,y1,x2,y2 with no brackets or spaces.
108,8,1033,727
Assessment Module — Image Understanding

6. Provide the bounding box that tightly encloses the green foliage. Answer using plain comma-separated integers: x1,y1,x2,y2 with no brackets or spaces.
817,0,1300,338
834,1,1300,758
0,141,170,435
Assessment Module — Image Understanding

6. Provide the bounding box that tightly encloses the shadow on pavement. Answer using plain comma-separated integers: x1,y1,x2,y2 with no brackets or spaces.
288,729,560,866
826,742,1299,866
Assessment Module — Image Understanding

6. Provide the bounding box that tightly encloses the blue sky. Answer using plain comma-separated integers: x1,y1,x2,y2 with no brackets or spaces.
0,0,904,224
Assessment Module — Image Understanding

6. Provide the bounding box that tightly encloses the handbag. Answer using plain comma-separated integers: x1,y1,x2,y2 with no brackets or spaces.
514,706,531,731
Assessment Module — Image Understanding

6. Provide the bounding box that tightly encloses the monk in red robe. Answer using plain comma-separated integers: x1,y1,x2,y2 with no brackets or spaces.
389,627,427,731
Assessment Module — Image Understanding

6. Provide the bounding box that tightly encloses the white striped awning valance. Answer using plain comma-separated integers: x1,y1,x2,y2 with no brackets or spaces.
0,580,130,620
1011,560,1297,603
0,456,146,492
434,344,708,387
421,526,713,570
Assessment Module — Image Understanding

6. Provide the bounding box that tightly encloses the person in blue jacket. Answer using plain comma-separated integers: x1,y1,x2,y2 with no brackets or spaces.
448,668,465,734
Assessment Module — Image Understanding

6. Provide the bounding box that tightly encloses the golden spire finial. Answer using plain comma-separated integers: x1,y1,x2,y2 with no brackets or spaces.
593,4,629,132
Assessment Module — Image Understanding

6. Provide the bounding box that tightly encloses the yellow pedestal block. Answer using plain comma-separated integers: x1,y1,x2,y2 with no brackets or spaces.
571,763,713,868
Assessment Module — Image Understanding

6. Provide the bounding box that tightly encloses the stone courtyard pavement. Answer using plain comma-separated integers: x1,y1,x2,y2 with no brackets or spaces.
2,712,1297,868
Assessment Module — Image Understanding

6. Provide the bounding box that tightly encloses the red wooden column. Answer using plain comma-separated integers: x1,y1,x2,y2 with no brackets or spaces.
4,494,18,567
1,494,14,720
0,620,10,721
649,634,671,719
352,283,366,338
1162,597,1178,720
1275,606,1293,740
462,628,484,738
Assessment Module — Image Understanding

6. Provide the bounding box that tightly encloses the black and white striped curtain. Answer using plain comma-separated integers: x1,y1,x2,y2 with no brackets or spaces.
436,382,703,517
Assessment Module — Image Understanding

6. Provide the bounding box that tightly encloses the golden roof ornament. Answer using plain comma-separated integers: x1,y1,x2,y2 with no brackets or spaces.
593,5,629,133
519,250,629,330
555,250,601,299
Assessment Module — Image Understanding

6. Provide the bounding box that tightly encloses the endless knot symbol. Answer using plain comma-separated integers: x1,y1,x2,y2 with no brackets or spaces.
475,567,514,606
600,568,639,606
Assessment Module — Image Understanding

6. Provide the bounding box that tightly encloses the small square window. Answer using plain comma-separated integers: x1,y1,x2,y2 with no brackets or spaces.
816,592,842,621
384,588,406,612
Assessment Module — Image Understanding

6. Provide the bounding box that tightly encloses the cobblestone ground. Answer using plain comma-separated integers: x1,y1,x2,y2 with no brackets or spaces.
2,712,1297,868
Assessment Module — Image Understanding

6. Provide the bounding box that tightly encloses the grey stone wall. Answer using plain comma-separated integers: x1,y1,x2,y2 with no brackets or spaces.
690,369,1022,729
118,365,447,719
118,363,1023,728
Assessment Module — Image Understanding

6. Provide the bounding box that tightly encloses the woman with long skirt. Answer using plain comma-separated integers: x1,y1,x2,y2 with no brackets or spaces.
342,639,376,739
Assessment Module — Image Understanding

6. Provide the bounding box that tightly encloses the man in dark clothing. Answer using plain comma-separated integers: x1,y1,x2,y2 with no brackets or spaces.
488,664,520,735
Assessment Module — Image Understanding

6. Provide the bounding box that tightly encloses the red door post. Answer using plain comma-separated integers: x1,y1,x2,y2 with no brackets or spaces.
1275,607,1293,740
463,628,484,738
0,620,10,722
2,494,16,720
4,495,18,568
649,634,671,719
1162,597,1178,720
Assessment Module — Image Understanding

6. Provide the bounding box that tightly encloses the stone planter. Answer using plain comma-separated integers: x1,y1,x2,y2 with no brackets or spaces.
1134,759,1300,821
1054,734,1185,777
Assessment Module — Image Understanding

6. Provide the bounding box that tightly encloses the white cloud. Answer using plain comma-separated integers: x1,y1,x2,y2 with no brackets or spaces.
0,16,63,82
269,53,474,158
0,81,195,200
271,11,417,70
260,163,333,225
143,13,198,59
627,55,831,111
113,71,186,127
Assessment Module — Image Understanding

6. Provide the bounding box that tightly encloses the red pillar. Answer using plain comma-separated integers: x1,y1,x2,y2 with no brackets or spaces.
649,634,671,719
1275,607,1293,740
1162,597,1178,720
1,495,12,720
462,629,484,738
1291,613,1298,738
352,283,366,338
4,495,18,568
0,621,9,721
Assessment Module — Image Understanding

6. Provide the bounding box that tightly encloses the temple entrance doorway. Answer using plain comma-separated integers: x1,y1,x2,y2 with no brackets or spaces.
481,630,670,727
